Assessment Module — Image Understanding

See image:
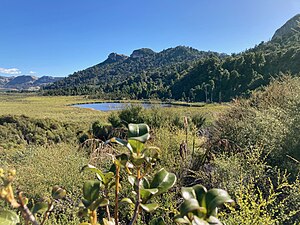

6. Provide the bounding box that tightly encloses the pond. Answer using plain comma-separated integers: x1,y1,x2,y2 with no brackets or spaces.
73,102,174,111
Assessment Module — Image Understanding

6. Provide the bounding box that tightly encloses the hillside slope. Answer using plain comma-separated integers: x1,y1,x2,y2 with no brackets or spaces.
43,46,223,98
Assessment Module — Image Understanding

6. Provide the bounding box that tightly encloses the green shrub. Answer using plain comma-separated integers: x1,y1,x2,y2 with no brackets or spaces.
0,115,77,149
118,104,144,125
210,76,300,176
92,121,113,141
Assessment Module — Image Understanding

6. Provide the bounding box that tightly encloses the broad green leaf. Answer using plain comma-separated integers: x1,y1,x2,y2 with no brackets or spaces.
128,175,135,186
180,199,201,216
108,137,133,153
128,123,150,142
82,164,105,182
140,203,159,212
120,198,134,205
150,216,166,225
103,172,114,185
128,176,150,189
129,133,150,144
89,198,109,211
207,216,222,225
31,202,48,215
83,180,100,202
82,199,91,208
140,188,159,201
204,189,233,216
0,210,20,225
193,185,207,206
141,177,150,189
192,216,210,225
52,185,66,199
150,168,177,195
128,139,145,153
174,215,191,224
181,187,196,200
131,152,146,166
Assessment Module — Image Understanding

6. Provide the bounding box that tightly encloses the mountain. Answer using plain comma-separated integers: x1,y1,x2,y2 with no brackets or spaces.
0,75,63,90
44,15,300,101
33,76,63,86
43,46,223,97
272,14,300,40
0,76,14,86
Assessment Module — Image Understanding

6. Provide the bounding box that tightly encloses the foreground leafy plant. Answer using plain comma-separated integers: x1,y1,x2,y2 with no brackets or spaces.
80,123,176,225
0,168,66,225
175,184,233,225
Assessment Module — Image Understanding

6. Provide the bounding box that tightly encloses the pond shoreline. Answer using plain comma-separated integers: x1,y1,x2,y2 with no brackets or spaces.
69,100,207,109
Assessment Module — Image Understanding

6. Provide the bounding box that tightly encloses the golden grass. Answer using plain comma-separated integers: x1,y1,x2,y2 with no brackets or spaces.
0,93,229,126
0,93,107,128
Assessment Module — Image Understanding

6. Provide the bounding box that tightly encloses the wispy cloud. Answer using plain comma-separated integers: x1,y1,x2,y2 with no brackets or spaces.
29,71,36,74
0,67,22,75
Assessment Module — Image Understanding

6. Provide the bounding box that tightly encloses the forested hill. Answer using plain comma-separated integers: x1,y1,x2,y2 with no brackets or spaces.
171,14,300,102
43,46,223,97
44,14,300,101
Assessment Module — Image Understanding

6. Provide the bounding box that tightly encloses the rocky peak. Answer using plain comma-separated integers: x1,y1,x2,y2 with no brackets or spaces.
272,14,300,40
130,48,156,59
105,53,128,63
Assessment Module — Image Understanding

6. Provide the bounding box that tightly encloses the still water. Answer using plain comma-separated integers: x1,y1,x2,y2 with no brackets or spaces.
73,102,173,111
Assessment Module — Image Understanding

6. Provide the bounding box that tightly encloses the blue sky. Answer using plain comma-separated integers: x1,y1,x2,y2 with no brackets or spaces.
1,0,300,77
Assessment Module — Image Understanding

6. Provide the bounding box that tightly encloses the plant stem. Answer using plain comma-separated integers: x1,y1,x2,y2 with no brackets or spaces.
129,167,141,225
40,201,54,225
114,164,120,224
17,192,39,225
91,210,97,225
104,187,111,221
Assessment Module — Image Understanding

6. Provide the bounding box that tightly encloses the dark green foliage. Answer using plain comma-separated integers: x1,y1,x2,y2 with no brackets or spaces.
191,114,206,129
78,133,89,143
175,184,233,224
0,115,75,149
42,46,222,98
118,105,144,125
91,121,113,141
210,76,300,175
107,112,121,128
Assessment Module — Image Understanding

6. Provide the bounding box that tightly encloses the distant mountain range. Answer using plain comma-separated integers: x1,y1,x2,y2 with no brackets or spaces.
42,14,300,101
0,75,62,90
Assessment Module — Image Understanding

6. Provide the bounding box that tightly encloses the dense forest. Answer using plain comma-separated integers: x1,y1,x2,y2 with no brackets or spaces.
43,15,300,102
43,46,223,98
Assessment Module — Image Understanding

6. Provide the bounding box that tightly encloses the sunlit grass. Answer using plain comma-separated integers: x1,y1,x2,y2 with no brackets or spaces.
0,93,229,126
0,93,107,128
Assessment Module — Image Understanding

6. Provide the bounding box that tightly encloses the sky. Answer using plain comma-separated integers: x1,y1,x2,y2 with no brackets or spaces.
0,0,300,77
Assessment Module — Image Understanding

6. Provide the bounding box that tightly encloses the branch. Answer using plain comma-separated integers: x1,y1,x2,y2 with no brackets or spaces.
18,192,39,225
129,168,141,225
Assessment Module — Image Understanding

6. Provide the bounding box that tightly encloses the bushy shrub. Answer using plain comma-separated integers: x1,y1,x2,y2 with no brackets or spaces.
91,121,113,141
0,115,76,149
107,112,121,128
210,76,300,175
118,104,144,125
